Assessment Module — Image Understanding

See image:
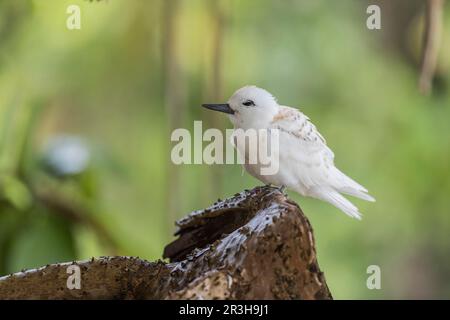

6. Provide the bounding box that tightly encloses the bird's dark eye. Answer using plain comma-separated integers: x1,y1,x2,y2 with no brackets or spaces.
242,100,255,106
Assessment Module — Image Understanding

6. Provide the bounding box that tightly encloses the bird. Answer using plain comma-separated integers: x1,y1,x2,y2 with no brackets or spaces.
202,85,375,219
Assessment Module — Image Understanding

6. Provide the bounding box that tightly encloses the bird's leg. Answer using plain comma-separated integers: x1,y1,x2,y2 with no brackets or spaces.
263,183,286,193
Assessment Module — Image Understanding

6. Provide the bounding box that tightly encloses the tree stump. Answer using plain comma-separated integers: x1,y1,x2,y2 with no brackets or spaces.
0,186,332,300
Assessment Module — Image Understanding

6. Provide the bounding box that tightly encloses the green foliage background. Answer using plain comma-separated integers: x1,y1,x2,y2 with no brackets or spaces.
0,0,449,299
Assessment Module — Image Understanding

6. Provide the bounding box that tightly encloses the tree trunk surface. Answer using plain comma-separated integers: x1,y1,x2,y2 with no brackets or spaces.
0,186,332,300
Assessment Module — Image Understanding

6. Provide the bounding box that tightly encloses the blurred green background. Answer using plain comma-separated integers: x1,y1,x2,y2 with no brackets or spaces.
0,0,449,299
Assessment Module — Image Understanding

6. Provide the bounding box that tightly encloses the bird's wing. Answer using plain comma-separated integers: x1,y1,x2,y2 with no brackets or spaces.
271,106,327,144
270,106,337,188
270,106,374,219
271,106,371,194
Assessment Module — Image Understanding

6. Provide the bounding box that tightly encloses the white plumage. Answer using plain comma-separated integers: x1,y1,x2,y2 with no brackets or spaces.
202,86,375,219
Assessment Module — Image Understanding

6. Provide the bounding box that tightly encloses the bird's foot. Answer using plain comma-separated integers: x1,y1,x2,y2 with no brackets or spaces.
262,184,286,195
278,185,287,194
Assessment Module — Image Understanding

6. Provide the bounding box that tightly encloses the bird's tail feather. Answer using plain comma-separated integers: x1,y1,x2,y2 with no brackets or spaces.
332,168,375,202
339,187,375,202
308,187,362,220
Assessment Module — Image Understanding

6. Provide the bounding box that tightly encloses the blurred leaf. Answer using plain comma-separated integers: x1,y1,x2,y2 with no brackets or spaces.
0,176,32,211
0,207,23,274
6,210,76,273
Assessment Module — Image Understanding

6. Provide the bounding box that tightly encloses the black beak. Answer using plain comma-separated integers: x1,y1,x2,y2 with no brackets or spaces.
202,103,235,115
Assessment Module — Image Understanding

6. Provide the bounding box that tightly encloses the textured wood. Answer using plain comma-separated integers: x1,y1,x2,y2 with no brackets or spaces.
0,186,332,300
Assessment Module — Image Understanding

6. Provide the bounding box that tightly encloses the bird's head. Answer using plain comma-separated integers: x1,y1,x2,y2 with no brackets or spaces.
202,86,279,129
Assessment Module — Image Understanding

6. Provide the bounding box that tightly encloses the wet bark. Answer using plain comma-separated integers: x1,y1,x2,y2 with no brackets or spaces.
0,186,332,300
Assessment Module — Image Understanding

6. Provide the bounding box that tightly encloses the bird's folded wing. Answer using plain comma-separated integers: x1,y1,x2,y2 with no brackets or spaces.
270,106,337,188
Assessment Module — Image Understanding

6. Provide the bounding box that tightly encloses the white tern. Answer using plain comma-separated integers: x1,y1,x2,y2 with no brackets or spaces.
202,86,375,219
